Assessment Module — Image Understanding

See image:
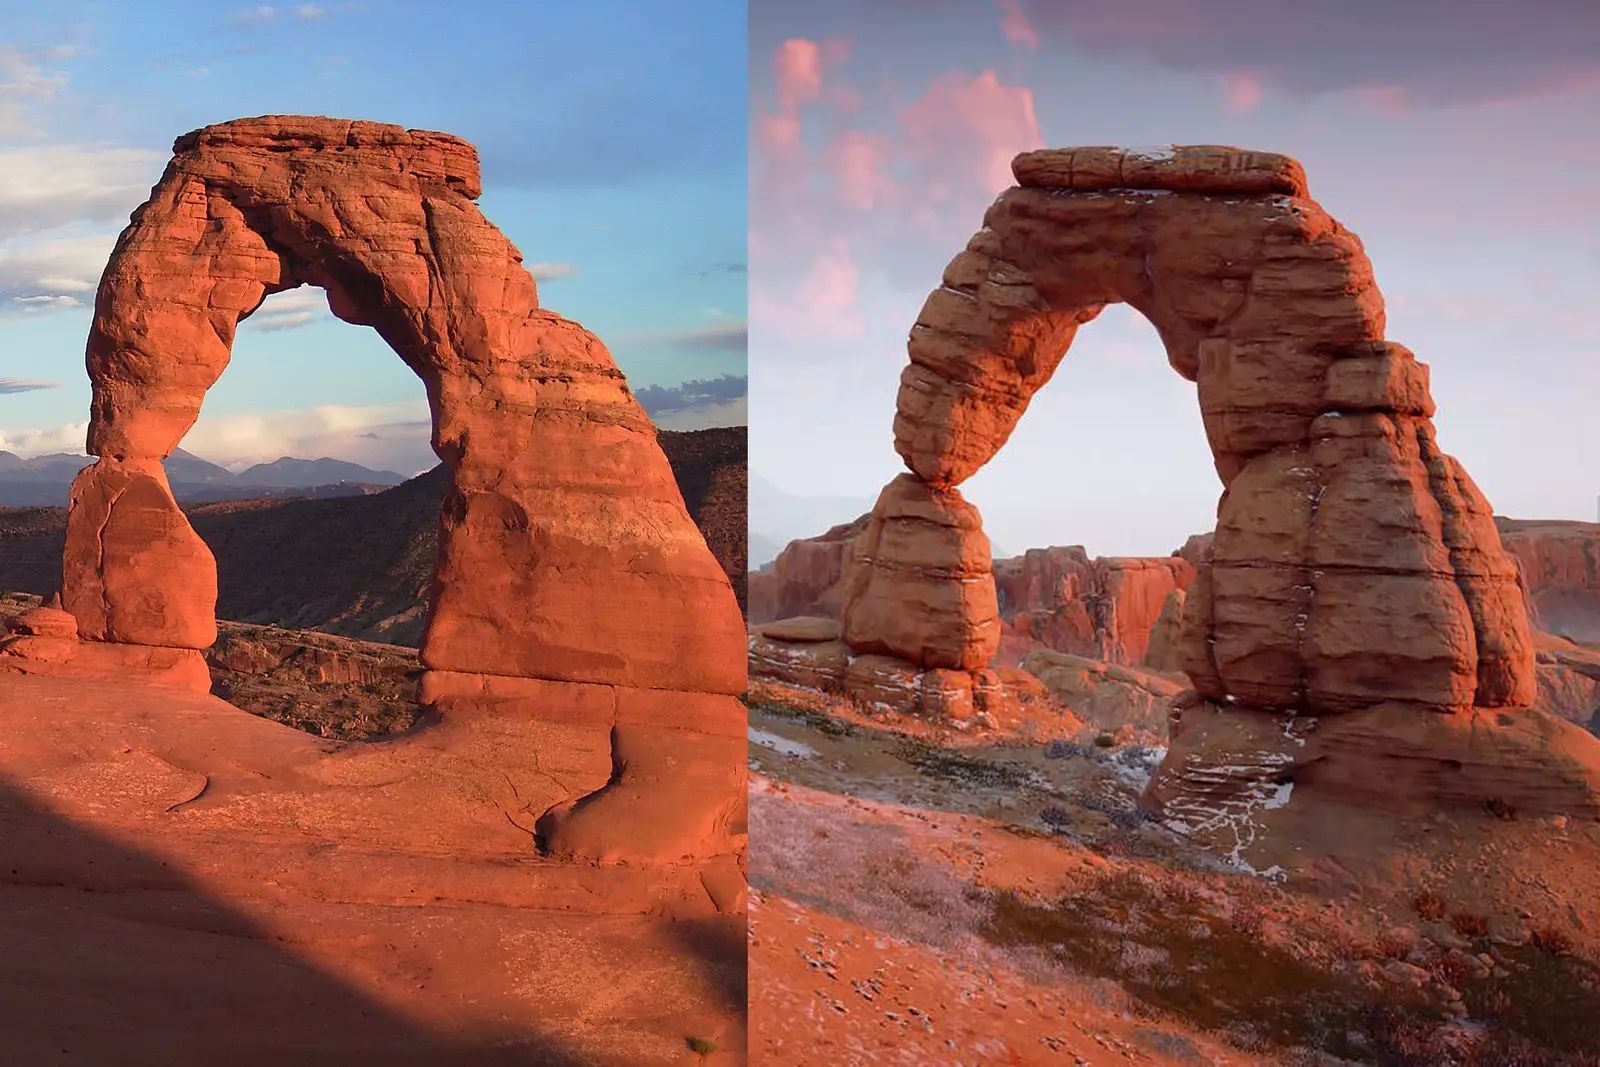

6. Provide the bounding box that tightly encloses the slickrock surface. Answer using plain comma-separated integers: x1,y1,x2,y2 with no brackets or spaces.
0,671,745,1066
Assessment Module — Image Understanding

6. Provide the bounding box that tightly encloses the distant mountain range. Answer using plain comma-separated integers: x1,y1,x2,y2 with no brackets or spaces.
0,428,747,642
0,448,405,507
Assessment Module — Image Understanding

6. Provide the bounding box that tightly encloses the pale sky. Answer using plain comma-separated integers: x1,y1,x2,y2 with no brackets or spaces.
749,0,1600,557
0,0,747,475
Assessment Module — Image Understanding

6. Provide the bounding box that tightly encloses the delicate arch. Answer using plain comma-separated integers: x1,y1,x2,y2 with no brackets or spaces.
63,116,745,698
841,146,1533,716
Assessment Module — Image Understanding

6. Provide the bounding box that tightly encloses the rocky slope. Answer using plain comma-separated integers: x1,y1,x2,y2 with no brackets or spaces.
0,427,746,644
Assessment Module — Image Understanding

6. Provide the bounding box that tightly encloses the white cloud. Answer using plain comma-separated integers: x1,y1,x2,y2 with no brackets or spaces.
238,287,334,332
614,319,748,351
1,401,436,472
178,401,435,471
651,396,747,431
296,4,326,18
0,144,164,237
0,232,120,316
0,44,71,138
528,261,579,281
228,5,279,27
0,420,88,457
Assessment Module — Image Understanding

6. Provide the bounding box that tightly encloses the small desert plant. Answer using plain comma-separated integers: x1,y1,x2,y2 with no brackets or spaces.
1530,923,1575,956
1450,911,1491,938
1412,888,1448,922
1484,796,1517,820
686,1035,721,1059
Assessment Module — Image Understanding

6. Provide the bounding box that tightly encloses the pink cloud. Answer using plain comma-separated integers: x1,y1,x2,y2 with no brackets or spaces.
1223,71,1262,114
1354,84,1410,117
751,43,1044,347
752,237,864,343
827,129,896,210
774,38,823,112
902,70,1043,198
998,0,1039,50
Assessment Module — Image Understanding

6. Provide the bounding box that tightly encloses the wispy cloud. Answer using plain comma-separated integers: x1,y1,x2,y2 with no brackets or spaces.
527,261,579,281
617,320,747,351
0,44,73,138
0,378,59,394
698,260,747,278
0,232,121,317
228,4,279,27
0,145,165,237
238,288,333,332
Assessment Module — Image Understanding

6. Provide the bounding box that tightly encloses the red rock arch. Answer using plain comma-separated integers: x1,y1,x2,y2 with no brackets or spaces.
65,116,742,694
56,117,746,863
841,146,1534,716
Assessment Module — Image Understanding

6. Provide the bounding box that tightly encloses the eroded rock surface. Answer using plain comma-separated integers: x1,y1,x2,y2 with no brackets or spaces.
994,547,1194,666
748,514,869,624
1499,518,1600,644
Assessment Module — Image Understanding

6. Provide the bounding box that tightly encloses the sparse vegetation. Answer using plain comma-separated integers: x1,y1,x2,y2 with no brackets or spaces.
1412,888,1448,921
686,1035,720,1059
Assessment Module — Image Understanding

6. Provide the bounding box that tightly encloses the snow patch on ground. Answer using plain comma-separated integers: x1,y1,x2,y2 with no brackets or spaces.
1159,717,1317,881
748,727,818,759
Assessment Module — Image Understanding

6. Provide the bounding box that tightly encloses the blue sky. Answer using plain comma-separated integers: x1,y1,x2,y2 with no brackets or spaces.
0,0,747,474
748,0,1600,556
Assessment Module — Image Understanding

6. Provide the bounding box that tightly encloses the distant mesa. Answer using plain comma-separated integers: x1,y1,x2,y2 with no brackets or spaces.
3,114,746,870
748,143,1600,875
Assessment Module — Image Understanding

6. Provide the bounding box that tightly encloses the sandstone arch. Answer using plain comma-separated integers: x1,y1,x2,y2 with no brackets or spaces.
56,116,746,863
840,145,1535,719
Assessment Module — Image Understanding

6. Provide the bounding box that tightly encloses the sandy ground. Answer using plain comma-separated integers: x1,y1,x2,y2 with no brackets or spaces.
747,684,1600,1067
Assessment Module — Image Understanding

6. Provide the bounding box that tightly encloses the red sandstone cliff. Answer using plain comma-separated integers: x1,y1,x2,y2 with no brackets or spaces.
1497,518,1600,644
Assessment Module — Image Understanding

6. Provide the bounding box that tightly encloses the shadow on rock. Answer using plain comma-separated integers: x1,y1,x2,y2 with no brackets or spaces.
0,778,622,1067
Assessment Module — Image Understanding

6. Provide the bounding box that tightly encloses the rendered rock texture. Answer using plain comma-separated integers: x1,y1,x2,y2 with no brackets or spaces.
748,514,870,624
64,115,744,698
839,474,999,671
993,547,1194,665
845,144,1533,716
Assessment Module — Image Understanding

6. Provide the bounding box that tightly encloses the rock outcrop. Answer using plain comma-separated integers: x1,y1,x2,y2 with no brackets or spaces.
1019,649,1184,734
1498,518,1600,644
839,475,999,671
993,547,1194,665
748,514,869,624
54,116,746,866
